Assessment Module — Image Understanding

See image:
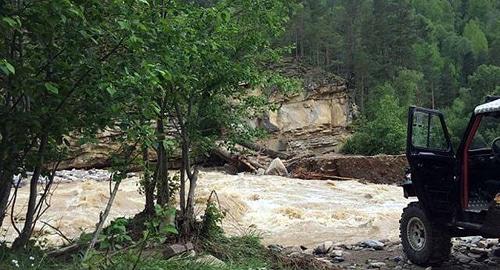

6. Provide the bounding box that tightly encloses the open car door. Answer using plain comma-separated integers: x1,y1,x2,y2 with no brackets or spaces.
407,107,457,216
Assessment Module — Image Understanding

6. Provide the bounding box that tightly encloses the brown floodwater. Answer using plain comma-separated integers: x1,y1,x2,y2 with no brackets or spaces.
1,170,412,248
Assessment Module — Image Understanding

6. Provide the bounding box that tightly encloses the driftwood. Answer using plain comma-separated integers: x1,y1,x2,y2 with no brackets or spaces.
163,242,194,259
237,141,291,160
320,175,360,181
212,147,260,172
47,243,82,257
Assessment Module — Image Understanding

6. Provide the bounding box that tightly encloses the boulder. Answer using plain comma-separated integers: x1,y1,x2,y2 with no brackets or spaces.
282,245,303,256
368,262,386,268
265,158,288,176
195,255,226,267
492,248,500,257
359,240,385,250
314,241,334,255
267,244,284,253
163,242,194,259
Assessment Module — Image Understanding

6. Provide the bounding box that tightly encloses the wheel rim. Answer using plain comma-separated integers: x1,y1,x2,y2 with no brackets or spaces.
407,216,427,251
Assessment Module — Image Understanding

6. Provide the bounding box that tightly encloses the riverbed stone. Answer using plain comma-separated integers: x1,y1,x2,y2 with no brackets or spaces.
195,255,226,267
283,245,303,255
368,261,386,268
164,242,194,258
360,240,385,250
492,248,500,257
329,249,343,257
314,241,334,254
268,244,283,253
264,158,288,176
469,247,489,256
486,239,499,248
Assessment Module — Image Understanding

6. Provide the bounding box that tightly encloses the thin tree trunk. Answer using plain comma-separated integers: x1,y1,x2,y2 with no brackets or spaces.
179,166,186,215
155,117,169,206
431,83,435,109
185,167,198,225
0,133,13,227
360,76,365,113
0,166,14,228
84,178,121,258
143,145,155,215
12,134,48,249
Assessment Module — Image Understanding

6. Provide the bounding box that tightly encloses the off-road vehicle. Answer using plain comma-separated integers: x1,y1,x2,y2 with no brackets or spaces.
400,96,500,266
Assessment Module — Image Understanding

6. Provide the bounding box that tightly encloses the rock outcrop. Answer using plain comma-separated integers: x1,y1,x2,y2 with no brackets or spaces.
254,62,353,156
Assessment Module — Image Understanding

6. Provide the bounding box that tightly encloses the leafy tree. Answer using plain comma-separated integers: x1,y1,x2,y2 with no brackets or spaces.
343,84,406,155
468,65,500,106
0,0,135,248
413,42,444,108
444,90,473,148
392,69,424,109
463,19,489,57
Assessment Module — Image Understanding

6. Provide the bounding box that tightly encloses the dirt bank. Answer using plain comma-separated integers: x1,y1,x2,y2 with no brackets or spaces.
288,154,408,184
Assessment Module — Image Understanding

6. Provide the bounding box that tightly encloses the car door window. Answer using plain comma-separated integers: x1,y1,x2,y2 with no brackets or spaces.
471,114,500,150
412,111,448,151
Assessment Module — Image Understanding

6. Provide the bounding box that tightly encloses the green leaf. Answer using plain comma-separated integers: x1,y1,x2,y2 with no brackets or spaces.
117,20,129,30
100,241,110,249
2,17,18,28
44,82,59,94
0,60,15,75
106,85,116,96
160,224,178,235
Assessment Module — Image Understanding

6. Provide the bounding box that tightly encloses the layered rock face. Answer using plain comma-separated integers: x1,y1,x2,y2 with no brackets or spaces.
255,65,353,156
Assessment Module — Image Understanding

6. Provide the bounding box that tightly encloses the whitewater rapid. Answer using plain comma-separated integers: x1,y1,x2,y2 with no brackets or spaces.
1,170,411,247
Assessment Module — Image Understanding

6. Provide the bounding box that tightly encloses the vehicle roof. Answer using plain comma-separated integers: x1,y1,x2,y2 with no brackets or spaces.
474,98,500,114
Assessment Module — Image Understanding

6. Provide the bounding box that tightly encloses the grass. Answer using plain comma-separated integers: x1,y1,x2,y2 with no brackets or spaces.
0,234,274,270
0,243,67,270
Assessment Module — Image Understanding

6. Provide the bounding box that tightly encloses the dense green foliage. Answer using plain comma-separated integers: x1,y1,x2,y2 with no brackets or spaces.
279,0,500,154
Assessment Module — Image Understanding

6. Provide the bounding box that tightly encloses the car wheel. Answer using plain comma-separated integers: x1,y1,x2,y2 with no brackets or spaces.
400,202,451,266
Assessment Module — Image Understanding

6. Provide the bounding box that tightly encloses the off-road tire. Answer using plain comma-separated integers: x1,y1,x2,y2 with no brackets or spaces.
400,202,451,266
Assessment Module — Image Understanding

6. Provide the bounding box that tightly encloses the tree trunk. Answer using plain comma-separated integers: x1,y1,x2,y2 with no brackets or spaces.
155,117,169,206
0,129,17,228
84,178,121,258
185,167,198,226
143,145,155,215
0,167,14,228
12,134,48,249
179,165,186,215
431,83,435,109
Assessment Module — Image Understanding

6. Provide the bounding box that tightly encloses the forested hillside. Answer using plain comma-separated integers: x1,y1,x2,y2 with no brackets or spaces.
279,0,500,154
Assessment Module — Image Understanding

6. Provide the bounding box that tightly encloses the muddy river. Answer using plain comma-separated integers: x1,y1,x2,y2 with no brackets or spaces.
1,170,411,247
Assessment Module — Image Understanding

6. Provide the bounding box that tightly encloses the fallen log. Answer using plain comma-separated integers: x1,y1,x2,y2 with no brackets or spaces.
238,141,291,160
212,147,260,172
47,243,81,257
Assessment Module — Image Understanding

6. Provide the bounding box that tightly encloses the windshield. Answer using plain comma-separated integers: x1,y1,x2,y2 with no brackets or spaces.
471,113,500,150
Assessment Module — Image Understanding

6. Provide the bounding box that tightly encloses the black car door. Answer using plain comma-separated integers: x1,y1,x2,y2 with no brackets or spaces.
406,107,457,215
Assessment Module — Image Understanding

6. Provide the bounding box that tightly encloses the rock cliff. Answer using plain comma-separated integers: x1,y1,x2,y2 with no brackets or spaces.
254,62,354,156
